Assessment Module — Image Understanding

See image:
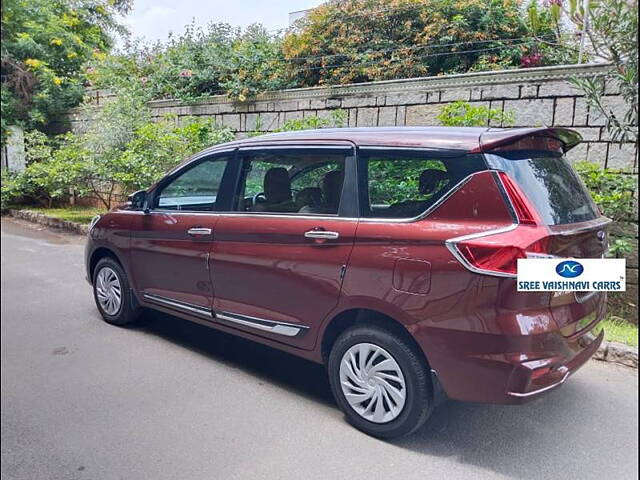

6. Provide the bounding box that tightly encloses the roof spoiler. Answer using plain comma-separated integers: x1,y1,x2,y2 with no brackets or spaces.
472,127,583,154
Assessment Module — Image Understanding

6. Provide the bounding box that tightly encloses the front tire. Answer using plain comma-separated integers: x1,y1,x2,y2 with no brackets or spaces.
328,324,433,439
92,257,140,326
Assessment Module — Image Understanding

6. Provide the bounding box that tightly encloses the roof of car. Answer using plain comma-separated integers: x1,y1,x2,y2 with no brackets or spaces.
207,126,580,153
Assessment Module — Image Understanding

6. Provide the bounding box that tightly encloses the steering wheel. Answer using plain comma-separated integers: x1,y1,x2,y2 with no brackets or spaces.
252,192,266,205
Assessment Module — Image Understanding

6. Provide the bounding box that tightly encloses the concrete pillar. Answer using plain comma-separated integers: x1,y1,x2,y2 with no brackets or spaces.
1,126,26,172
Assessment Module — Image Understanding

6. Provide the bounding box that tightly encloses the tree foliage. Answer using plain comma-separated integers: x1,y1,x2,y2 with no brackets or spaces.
90,23,290,103
282,0,562,87
1,93,234,210
533,0,638,143
0,0,131,141
574,161,637,259
90,0,568,103
572,0,638,143
437,101,515,126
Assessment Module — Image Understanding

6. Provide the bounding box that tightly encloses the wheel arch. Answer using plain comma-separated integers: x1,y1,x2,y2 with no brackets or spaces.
320,308,431,370
89,246,125,282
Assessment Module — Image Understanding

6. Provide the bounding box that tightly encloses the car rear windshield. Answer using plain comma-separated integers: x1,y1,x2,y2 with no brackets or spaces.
485,151,600,225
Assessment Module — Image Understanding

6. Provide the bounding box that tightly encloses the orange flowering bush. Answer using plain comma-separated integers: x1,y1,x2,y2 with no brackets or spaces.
282,0,558,86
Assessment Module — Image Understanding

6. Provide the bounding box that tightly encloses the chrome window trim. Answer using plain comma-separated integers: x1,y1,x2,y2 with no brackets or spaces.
219,212,343,220
359,145,464,155
143,211,358,221
238,144,354,152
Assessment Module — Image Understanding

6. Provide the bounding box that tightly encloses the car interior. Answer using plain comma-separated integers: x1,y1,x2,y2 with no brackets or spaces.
237,153,346,215
372,168,452,218
365,156,453,218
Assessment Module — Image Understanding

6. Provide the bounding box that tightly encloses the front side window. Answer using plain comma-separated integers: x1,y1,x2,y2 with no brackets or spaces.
235,149,348,215
155,155,231,211
362,150,486,219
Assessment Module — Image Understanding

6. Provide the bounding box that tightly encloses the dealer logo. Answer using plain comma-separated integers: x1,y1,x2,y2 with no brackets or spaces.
555,260,584,278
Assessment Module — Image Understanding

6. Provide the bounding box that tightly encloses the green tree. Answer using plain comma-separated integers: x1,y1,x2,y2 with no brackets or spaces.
282,0,560,87
0,0,131,142
221,24,292,101
90,22,288,103
538,0,638,142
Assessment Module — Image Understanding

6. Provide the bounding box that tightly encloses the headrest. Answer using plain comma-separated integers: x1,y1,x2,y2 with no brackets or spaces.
322,170,344,208
296,187,322,206
419,169,450,195
264,167,292,203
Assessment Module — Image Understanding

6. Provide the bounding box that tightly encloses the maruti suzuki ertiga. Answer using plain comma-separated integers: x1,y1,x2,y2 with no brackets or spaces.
86,127,608,438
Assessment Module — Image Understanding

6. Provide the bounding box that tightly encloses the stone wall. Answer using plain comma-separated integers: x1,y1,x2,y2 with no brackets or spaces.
72,63,638,171
69,63,638,311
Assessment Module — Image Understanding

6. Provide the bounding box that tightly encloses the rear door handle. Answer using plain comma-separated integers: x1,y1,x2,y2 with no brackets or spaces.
187,227,212,236
304,230,340,240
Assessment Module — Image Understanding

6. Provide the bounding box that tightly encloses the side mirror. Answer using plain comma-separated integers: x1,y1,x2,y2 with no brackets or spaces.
128,190,148,211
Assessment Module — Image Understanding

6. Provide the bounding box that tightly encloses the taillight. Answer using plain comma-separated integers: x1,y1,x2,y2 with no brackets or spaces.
448,226,551,276
446,172,552,277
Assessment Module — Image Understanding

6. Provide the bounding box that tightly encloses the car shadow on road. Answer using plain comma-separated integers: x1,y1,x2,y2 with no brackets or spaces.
131,311,635,480
131,310,336,407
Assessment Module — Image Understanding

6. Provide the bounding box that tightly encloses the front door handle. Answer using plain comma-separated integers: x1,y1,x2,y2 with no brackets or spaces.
304,230,340,240
187,227,212,236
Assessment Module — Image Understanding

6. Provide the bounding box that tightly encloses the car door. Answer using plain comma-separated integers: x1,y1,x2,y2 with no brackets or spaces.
210,144,359,348
129,151,236,316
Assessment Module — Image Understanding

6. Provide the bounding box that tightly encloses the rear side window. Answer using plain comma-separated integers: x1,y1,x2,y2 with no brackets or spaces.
485,152,599,225
361,150,486,218
235,148,350,215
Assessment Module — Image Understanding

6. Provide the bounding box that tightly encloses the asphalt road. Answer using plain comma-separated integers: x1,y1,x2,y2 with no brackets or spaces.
1,216,638,480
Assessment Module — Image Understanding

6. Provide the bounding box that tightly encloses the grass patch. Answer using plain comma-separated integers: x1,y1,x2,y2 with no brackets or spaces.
597,316,638,347
23,206,106,225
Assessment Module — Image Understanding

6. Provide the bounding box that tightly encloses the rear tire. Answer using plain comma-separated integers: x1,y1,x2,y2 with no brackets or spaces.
327,324,433,439
92,257,140,326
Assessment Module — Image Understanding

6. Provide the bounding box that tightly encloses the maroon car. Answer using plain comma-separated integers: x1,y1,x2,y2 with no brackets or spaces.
86,127,608,438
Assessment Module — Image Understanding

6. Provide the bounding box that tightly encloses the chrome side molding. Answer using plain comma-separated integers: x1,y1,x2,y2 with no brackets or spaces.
142,293,213,318
142,292,308,338
214,311,309,338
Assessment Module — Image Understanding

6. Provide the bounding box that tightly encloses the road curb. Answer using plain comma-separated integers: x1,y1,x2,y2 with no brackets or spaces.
594,341,638,368
6,208,89,236
3,208,639,369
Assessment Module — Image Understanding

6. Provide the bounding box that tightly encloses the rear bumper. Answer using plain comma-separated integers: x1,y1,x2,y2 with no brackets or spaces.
414,299,606,405
504,328,603,403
